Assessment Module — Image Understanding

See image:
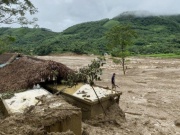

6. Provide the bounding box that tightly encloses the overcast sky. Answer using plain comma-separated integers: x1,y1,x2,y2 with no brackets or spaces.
5,0,180,32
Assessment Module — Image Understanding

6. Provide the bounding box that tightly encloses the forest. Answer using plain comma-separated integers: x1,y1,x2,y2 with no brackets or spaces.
0,13,180,56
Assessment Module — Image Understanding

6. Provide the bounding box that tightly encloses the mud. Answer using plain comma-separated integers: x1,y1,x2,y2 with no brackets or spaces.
0,55,179,135
37,55,180,135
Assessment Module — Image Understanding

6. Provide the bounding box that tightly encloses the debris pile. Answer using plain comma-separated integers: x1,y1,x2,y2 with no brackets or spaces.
4,88,50,113
0,95,81,135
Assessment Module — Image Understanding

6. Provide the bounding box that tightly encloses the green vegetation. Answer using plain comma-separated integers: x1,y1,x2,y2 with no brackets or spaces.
0,12,180,56
103,20,120,29
139,53,180,59
0,0,38,54
0,35,16,54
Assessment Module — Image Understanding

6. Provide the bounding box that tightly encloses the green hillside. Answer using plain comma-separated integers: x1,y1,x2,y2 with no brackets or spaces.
0,12,180,55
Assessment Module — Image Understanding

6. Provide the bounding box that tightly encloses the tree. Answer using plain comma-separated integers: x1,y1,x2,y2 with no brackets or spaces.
64,57,106,86
0,0,37,54
71,42,86,54
106,24,136,75
0,0,38,26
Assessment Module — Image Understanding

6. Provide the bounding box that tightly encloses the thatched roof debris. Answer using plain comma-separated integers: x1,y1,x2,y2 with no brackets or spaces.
0,56,73,93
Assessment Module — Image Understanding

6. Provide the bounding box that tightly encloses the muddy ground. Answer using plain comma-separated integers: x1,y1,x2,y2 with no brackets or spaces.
37,55,180,135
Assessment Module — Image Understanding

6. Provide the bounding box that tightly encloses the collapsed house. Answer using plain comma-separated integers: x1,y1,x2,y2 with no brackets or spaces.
0,53,123,134
0,53,81,134
0,89,81,135
46,83,121,120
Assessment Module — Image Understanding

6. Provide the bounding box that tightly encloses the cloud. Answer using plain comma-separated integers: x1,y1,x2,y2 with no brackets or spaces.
2,0,180,32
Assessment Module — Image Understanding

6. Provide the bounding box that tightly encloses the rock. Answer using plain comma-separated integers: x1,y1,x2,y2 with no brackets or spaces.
174,119,180,127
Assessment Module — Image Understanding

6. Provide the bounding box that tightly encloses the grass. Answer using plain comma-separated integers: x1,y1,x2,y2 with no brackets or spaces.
138,53,180,59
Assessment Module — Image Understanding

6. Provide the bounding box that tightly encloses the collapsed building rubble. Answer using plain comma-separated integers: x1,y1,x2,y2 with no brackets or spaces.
46,83,122,120
0,89,81,135
0,53,125,135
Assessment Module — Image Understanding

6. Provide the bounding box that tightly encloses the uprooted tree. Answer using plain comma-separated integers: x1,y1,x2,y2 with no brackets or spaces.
106,24,137,75
64,57,106,86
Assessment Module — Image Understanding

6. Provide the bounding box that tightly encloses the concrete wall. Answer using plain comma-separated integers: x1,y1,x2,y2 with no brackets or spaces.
61,92,121,120
45,111,82,135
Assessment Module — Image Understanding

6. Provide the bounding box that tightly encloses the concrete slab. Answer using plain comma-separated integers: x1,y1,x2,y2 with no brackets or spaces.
0,89,82,135
46,83,122,119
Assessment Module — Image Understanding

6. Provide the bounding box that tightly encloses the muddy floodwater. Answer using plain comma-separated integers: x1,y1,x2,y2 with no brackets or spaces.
37,55,180,135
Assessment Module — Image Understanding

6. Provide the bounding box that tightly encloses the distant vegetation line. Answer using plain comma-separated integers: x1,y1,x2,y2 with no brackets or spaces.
138,53,180,59
0,13,180,56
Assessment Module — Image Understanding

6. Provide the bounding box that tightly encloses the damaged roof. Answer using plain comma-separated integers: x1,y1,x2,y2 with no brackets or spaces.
0,55,73,93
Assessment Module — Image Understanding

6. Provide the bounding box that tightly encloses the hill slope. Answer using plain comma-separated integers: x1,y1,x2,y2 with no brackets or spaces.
0,12,180,55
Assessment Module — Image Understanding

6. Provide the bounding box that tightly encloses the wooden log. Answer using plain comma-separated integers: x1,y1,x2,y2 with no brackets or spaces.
124,111,142,116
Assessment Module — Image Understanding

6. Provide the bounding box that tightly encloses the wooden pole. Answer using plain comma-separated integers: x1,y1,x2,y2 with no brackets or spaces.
91,85,106,116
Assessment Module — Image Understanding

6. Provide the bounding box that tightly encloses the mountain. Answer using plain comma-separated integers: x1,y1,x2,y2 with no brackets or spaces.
0,12,180,55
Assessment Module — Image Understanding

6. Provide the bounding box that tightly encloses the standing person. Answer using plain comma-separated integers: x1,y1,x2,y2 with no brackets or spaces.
111,73,116,93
